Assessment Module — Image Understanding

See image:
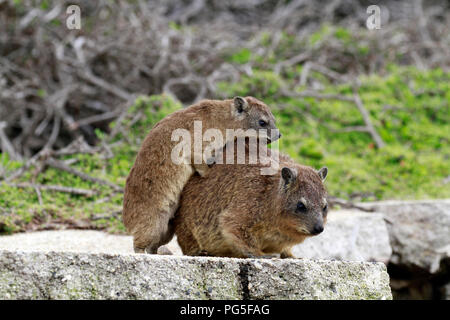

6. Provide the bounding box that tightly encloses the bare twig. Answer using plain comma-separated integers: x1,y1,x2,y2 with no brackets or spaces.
280,86,386,148
76,68,134,102
2,148,51,182
0,122,22,161
328,196,375,212
33,184,44,206
45,158,124,192
91,210,122,221
352,90,386,148
306,62,349,83
70,110,123,130
1,0,447,160
281,89,355,102
274,52,310,75
8,183,98,197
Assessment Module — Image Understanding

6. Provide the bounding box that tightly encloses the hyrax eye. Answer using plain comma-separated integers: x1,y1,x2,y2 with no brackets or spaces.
296,202,306,212
259,120,268,127
323,204,328,212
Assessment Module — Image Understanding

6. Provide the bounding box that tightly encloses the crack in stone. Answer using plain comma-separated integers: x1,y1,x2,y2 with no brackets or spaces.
238,262,250,300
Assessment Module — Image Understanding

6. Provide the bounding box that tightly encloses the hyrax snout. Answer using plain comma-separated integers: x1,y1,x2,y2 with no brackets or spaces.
123,96,278,254
278,165,328,237
173,146,329,259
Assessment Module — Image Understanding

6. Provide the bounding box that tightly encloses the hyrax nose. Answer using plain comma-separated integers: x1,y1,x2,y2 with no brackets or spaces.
271,131,281,141
312,223,324,235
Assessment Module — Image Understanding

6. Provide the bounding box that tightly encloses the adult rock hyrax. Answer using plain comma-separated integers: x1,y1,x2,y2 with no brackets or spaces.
123,97,279,253
174,146,328,258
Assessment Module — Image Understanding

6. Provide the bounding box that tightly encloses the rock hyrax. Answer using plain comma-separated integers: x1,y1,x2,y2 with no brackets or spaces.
174,147,328,258
123,97,279,253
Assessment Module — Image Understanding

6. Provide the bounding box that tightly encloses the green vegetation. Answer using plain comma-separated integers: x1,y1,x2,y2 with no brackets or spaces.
218,66,450,201
0,95,182,234
1,28,449,235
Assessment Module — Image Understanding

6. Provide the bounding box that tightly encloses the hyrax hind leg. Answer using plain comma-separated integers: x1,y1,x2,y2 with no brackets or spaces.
175,222,203,256
125,162,193,254
133,210,175,254
280,247,294,259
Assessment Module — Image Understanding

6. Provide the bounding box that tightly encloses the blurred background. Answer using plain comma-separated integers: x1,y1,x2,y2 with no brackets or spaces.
0,0,449,299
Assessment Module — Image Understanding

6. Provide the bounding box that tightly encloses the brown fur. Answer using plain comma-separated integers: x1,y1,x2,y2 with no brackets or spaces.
123,97,278,253
174,146,328,258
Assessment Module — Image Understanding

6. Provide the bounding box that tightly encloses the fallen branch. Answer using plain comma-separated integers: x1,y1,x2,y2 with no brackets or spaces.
280,87,385,148
0,121,22,161
303,62,349,83
76,68,134,102
32,183,44,205
282,89,355,102
2,148,51,182
70,110,123,131
328,196,375,212
352,90,386,149
8,183,98,197
45,158,124,192
91,210,122,221
274,52,310,74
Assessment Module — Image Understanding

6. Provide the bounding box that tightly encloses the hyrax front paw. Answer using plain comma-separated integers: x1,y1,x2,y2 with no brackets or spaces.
157,245,173,255
206,157,216,168
280,250,294,259
194,158,216,177
197,250,211,256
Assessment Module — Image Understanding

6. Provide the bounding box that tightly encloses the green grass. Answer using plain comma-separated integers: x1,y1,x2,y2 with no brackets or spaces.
0,95,182,234
218,66,449,201
0,30,449,234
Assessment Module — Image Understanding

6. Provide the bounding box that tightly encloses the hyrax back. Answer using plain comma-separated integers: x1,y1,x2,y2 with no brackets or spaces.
123,96,278,254
174,147,329,258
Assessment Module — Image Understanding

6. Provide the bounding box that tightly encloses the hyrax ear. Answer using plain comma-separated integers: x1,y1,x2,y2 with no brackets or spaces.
234,96,248,113
317,167,328,181
281,167,296,186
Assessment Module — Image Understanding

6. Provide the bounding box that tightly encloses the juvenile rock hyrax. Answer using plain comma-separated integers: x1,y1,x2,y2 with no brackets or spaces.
123,97,279,253
174,146,328,258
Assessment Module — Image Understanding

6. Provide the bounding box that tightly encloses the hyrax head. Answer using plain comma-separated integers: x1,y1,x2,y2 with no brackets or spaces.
278,165,329,237
231,96,280,143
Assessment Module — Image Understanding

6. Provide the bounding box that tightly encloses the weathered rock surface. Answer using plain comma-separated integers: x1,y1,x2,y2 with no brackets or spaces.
0,250,392,300
245,258,391,300
359,199,450,299
2,199,448,299
359,199,450,274
292,210,392,263
0,212,394,264
0,230,134,254
0,229,183,255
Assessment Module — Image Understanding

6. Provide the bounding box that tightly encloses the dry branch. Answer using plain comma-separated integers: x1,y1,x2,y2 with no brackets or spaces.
8,183,98,197
91,210,122,221
282,90,355,102
280,86,385,148
0,122,22,161
0,0,447,160
328,196,375,212
352,90,386,149
45,158,124,192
